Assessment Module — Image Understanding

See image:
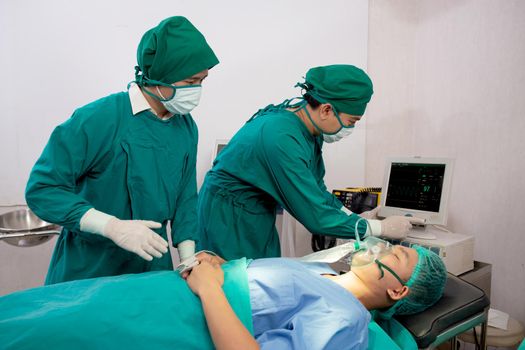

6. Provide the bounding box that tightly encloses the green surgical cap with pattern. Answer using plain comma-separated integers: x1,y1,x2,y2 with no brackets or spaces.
301,64,374,116
136,16,219,85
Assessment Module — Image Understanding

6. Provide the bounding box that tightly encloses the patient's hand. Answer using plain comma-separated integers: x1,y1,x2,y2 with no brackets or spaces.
181,252,226,279
187,261,224,297
196,252,226,266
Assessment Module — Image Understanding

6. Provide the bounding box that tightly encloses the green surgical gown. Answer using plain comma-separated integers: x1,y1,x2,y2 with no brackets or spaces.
26,91,198,284
197,109,367,260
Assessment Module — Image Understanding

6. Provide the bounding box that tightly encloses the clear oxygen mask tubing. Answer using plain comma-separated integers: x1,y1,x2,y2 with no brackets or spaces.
348,217,393,267
297,218,393,267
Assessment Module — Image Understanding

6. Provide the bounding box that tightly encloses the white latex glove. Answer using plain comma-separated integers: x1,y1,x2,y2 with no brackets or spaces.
80,208,169,261
367,216,426,239
359,206,381,220
342,206,382,237
341,206,353,216
103,218,169,261
177,240,196,261
378,216,412,239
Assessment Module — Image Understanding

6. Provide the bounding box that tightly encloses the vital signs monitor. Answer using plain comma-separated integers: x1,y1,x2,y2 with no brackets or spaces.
378,157,454,238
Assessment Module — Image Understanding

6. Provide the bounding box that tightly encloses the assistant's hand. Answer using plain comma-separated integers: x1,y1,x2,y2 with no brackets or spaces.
103,218,169,261
379,216,412,239
379,216,425,239
187,261,224,297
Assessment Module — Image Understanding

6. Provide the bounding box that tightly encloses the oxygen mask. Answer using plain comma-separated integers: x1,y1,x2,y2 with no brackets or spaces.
347,236,393,267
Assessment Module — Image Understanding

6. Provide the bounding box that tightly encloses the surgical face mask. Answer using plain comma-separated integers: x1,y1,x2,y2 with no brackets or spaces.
322,107,355,143
323,127,354,143
302,103,354,143
156,85,202,115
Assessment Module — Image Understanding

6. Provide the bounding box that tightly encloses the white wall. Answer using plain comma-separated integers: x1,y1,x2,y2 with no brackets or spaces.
0,0,369,294
368,0,525,325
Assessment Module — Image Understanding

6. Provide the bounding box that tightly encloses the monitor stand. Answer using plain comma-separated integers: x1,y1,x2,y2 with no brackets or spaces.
407,225,437,240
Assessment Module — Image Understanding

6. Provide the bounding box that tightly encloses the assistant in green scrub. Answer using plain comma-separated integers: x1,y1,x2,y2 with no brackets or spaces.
25,16,219,284
198,65,416,260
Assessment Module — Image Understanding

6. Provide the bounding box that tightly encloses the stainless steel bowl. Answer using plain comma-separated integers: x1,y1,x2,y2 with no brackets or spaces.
0,208,61,247
0,230,60,247
0,208,55,232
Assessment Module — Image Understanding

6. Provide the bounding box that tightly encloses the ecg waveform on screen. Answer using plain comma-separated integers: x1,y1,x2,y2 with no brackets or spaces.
385,163,445,212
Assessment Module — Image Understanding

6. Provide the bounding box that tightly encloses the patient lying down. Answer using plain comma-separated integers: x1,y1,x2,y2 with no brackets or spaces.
0,245,446,350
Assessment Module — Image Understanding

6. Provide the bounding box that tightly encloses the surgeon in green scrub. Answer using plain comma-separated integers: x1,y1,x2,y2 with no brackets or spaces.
197,65,419,260
25,16,219,284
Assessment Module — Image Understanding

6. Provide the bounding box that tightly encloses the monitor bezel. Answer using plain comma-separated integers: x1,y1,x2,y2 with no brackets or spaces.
211,139,229,166
378,156,454,226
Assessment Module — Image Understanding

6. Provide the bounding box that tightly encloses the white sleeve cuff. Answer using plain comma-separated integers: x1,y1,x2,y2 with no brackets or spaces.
79,208,115,235
341,206,353,216
366,219,383,237
177,240,196,261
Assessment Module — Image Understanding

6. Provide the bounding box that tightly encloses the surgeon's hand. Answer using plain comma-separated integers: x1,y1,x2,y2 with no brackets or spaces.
360,206,381,220
103,218,169,261
379,216,424,239
187,261,224,297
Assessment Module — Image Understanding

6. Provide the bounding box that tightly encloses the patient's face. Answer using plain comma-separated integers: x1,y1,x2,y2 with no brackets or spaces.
352,245,419,285
376,246,419,283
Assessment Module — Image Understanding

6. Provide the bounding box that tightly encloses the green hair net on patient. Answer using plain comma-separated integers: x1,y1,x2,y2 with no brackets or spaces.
377,246,447,319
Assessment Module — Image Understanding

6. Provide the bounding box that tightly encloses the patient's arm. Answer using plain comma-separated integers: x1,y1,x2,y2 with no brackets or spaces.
187,261,259,350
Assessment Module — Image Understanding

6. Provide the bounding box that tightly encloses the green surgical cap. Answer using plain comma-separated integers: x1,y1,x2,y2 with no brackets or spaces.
377,246,447,319
136,16,219,85
301,64,373,116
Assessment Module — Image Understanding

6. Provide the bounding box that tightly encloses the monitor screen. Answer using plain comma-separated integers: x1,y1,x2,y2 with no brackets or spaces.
379,157,454,226
385,163,445,213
